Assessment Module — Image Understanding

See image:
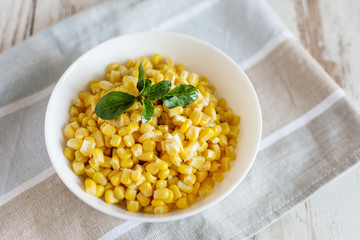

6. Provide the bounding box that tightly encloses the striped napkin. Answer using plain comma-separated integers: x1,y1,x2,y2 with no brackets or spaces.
1,0,360,239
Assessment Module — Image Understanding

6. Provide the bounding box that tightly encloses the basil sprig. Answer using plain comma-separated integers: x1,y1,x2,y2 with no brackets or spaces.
95,59,198,123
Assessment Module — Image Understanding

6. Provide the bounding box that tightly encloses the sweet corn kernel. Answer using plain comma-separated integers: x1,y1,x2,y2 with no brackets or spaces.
210,144,221,160
80,138,96,157
71,161,85,175
176,197,189,209
121,169,132,185
138,131,155,143
130,144,143,157
158,169,170,180
196,171,208,183
225,146,236,160
209,161,219,172
146,162,159,175
75,150,87,163
218,134,228,147
179,147,195,162
204,149,216,161
142,139,155,151
189,156,205,169
189,109,202,125
125,188,137,200
169,184,182,200
110,155,121,170
182,174,196,185
212,172,224,182
165,139,180,156
85,165,96,178
114,186,125,200
110,134,122,147
93,172,108,185
144,205,154,213
124,134,135,147
121,158,134,168
199,183,213,198
64,147,75,161
220,157,231,171
137,192,151,207
143,172,157,183
151,54,162,65
139,181,153,197
151,199,166,207
93,148,104,164
101,124,116,138
117,148,132,161
131,168,142,182
154,188,171,200
104,190,119,204
92,131,105,147
155,158,168,171
177,180,193,193
95,185,105,197
168,106,183,117
198,140,208,152
187,193,198,205
199,128,215,142
85,178,97,195
138,151,155,161
66,138,83,150
178,165,193,175
155,180,168,189
127,122,139,134
199,161,211,171
154,205,170,214
192,181,201,195
220,122,230,134
185,126,201,140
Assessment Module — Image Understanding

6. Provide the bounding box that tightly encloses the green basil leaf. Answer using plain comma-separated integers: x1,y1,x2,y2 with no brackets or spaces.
162,84,198,108
136,59,145,93
142,80,171,101
141,99,154,123
144,79,152,89
95,91,136,120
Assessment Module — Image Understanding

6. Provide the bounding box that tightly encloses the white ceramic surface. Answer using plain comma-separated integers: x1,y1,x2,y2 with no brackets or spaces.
44,32,262,222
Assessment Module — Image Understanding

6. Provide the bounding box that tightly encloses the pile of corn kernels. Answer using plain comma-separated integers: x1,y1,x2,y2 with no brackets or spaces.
63,54,240,214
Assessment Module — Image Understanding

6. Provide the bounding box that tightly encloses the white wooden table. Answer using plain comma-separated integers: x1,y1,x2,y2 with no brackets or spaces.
1,0,360,239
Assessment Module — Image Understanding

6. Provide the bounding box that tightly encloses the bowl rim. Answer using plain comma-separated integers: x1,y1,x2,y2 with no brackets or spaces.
44,31,262,222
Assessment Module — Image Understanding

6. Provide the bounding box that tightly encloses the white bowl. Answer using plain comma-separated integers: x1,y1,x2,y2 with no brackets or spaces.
44,32,262,222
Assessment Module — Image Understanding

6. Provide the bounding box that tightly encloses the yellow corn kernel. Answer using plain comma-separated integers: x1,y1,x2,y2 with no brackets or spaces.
137,192,151,207
182,174,196,185
155,180,168,189
104,182,115,191
71,161,85,175
75,150,87,163
177,180,193,193
107,170,120,181
151,54,162,65
188,156,205,169
209,161,219,172
105,189,119,204
176,197,189,209
175,64,186,73
187,193,198,205
220,157,231,171
179,119,192,134
199,128,215,142
130,110,142,123
210,143,221,160
81,116,91,128
101,124,116,138
179,147,195,162
85,178,97,195
151,199,166,207
121,158,134,168
143,172,157,184
68,117,80,124
199,183,213,198
93,172,108,185
80,138,96,157
185,126,201,140
125,188,137,200
165,139,180,156
154,188,171,201
70,105,79,117
141,140,154,152
155,158,168,171
123,134,135,147
109,155,120,170
92,148,104,164
204,149,216,161
178,165,193,175
64,147,75,161
104,136,112,148
117,148,132,161
231,114,241,126
85,165,96,178
169,184,181,201
138,131,155,143
218,134,228,147
199,161,211,171
107,62,120,72
140,122,154,134
117,126,128,136
67,138,83,150
197,141,208,153
95,184,105,197
131,168,142,182
168,106,183,117
192,181,201,195
139,181,153,197
73,98,84,109
121,169,132,185
112,187,125,201
189,109,202,125
146,162,159,175
158,125,169,134
158,169,170,180
212,172,224,182
188,72,199,86
75,127,89,139
69,121,81,130
87,126,98,134
144,205,154,213
212,125,222,138
127,122,139,134
220,122,230,134
154,205,169,214
229,137,238,148
138,151,154,161
109,134,122,147
153,130,163,142
225,146,236,160
227,126,240,138
196,171,208,183
130,144,143,157
91,130,105,147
